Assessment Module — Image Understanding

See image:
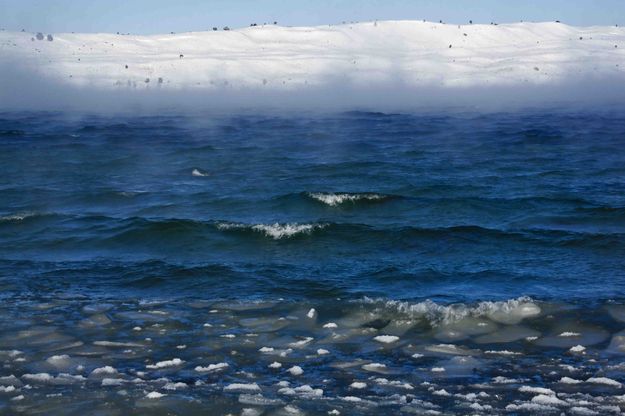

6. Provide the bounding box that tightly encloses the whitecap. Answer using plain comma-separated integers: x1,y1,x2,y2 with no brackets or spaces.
191,168,209,177
308,192,386,206
362,296,540,326
217,222,326,239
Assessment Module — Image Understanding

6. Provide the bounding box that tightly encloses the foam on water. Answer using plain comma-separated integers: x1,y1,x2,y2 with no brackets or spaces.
307,192,387,206
216,221,327,239
364,296,541,325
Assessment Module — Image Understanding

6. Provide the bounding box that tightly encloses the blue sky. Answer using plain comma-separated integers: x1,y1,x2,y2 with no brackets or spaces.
1,0,623,34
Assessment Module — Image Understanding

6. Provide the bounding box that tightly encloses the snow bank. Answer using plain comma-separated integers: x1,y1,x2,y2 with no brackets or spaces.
1,20,624,111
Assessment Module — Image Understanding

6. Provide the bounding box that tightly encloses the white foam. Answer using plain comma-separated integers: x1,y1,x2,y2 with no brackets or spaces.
191,168,209,177
365,296,540,325
217,222,326,239
0,212,36,222
308,193,385,206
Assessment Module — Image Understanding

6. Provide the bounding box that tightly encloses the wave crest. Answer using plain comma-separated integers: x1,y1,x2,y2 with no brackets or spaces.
216,222,327,239
308,192,387,206
0,212,38,222
362,296,541,326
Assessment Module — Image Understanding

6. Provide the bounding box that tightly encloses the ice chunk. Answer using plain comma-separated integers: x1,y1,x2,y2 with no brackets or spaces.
195,362,229,372
287,366,303,376
224,383,261,393
373,335,399,344
146,358,184,369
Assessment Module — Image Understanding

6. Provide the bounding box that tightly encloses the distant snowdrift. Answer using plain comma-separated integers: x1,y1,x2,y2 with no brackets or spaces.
1,20,624,112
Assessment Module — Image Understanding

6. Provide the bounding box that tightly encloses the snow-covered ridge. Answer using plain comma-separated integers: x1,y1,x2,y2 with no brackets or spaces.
1,20,623,91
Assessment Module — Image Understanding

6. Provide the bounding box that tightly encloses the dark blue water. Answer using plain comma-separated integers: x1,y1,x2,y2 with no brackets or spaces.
2,110,625,302
2,109,625,414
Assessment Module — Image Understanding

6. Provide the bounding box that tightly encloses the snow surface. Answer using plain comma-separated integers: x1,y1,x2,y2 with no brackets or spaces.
1,21,623,91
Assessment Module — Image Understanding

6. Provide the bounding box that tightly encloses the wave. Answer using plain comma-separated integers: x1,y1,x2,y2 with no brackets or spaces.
361,296,541,326
307,192,390,206
216,222,327,239
191,168,209,177
0,211,40,222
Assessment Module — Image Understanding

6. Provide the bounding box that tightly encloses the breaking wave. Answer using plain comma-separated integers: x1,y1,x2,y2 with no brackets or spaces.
216,222,328,239
307,192,389,206
362,296,541,326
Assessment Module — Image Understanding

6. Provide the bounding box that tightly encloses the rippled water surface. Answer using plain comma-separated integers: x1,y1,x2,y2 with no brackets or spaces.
1,109,625,415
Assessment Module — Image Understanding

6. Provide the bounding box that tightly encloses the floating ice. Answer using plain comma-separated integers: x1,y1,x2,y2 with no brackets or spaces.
350,382,367,389
531,394,568,406
146,358,184,369
91,366,118,376
102,378,124,386
362,363,387,372
373,335,399,344
163,382,187,390
317,349,330,355
269,362,282,369
570,345,586,353
145,391,165,399
239,394,284,406
287,366,304,376
586,377,622,387
519,386,556,395
559,377,583,384
224,383,261,393
195,362,229,372
323,323,338,329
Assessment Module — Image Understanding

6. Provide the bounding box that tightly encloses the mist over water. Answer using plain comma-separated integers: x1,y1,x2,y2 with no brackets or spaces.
3,60,625,113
